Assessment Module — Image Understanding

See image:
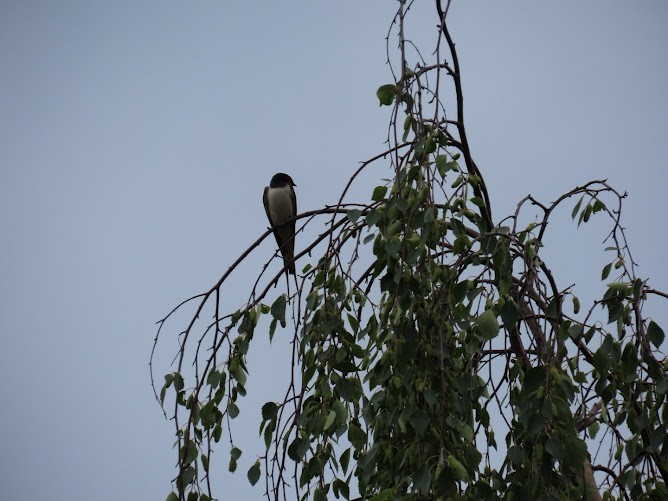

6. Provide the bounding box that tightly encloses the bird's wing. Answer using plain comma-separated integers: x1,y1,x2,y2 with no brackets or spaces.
290,185,297,221
284,185,297,274
282,185,297,255
263,186,273,226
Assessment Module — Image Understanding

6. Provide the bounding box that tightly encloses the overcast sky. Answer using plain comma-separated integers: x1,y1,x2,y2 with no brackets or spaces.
1,2,666,500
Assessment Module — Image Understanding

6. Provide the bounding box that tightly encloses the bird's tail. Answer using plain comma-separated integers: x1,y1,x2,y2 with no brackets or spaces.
284,251,296,275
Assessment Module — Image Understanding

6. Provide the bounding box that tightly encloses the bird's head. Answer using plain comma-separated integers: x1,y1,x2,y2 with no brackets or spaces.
270,173,296,188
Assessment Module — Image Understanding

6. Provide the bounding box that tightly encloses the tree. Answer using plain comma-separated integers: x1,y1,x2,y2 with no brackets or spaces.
152,2,668,499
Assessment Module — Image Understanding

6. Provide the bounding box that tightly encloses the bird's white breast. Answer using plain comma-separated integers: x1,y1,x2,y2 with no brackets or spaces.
267,186,294,224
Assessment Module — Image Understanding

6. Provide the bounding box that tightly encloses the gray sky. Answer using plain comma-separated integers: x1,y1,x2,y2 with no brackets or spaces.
1,2,666,500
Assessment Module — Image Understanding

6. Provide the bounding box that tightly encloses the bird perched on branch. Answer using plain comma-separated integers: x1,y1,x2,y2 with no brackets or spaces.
263,173,297,275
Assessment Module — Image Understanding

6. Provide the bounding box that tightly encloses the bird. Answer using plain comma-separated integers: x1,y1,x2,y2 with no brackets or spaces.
263,173,297,275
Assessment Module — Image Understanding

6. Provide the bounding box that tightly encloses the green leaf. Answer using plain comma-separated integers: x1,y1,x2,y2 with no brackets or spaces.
507,445,523,466
385,239,401,258
347,208,362,223
376,83,397,106
470,196,485,208
601,262,612,280
324,410,337,431
568,323,582,340
500,298,520,329
386,220,401,237
648,425,666,452
396,196,409,213
268,318,278,342
229,358,247,386
160,373,174,404
648,320,665,348
333,478,350,499
588,421,600,439
206,370,221,388
270,294,287,327
592,199,606,213
180,440,198,465
606,282,631,294
335,377,356,401
213,423,222,443
166,493,179,501
545,437,565,459
333,359,360,373
657,378,668,396
582,203,592,223
477,309,500,340
605,298,624,324
287,436,311,461
528,413,545,437
426,136,437,153
546,297,559,320
347,313,359,333
229,446,242,472
571,196,584,220
340,447,351,474
348,423,366,449
247,460,261,486
448,454,469,481
179,465,196,486
409,409,429,435
366,209,382,227
403,114,413,131
562,435,588,468
173,372,184,391
592,346,611,374
238,310,256,335
494,238,513,294
412,463,431,494
314,487,326,501
621,343,638,380
435,154,449,176
263,420,275,449
371,185,388,202
523,365,546,394
261,401,278,421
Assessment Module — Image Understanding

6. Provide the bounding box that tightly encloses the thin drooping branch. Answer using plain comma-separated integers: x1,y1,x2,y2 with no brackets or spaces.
436,0,493,229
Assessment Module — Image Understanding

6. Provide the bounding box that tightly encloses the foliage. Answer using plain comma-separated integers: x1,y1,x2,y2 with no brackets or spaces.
152,2,668,500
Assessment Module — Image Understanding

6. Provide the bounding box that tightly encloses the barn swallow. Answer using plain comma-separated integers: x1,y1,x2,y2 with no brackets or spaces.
263,173,297,275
